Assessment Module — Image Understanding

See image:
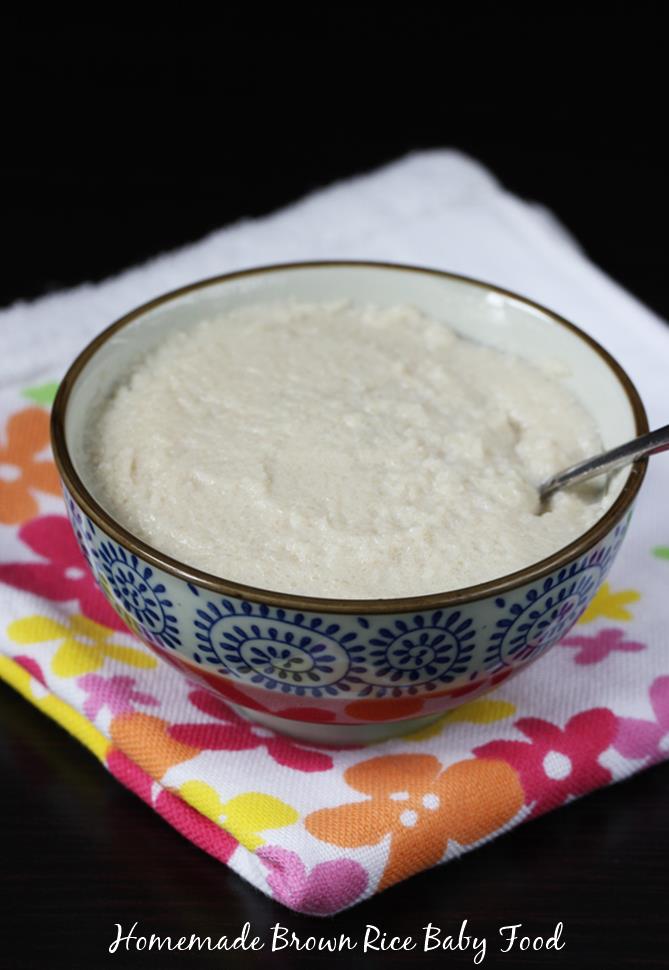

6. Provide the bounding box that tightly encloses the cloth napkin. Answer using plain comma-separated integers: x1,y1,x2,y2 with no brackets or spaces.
1,151,668,916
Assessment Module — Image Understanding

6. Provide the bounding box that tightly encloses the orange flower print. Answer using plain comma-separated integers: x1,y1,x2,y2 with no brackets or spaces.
111,712,200,780
0,407,60,524
305,754,523,890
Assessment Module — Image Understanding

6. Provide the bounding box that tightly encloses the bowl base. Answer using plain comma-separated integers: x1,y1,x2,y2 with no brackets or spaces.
228,702,443,745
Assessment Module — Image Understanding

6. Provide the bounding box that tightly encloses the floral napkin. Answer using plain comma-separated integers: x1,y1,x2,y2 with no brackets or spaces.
1,152,668,914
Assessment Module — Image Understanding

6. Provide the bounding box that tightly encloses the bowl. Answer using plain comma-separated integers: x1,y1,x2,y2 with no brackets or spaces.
51,261,648,743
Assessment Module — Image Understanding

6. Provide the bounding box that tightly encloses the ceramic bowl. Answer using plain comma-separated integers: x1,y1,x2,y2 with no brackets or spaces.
51,261,648,743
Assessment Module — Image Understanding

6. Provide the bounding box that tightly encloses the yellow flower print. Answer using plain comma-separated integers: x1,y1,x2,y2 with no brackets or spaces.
7,613,156,677
403,699,517,741
179,781,299,851
578,582,640,625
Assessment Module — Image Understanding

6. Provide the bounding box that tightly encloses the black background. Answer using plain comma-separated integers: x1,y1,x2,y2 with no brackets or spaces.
1,9,668,969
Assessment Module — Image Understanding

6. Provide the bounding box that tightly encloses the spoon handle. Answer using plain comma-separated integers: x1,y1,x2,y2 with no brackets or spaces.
539,423,669,500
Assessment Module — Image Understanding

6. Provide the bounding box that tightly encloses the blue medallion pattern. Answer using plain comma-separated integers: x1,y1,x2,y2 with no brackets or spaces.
59,484,636,703
64,490,96,567
190,597,477,697
95,540,181,649
357,610,476,697
484,534,624,672
192,598,365,696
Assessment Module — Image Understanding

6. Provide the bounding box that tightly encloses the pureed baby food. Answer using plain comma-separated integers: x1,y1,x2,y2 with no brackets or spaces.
88,301,610,598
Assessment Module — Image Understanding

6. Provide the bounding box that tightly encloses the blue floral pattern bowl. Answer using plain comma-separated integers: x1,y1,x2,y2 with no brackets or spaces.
51,262,647,743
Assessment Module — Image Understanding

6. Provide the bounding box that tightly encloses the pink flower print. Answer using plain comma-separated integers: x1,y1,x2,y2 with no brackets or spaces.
0,515,127,631
78,673,159,720
106,747,237,864
615,676,669,763
13,655,47,687
256,845,368,915
169,690,334,773
474,708,618,818
559,627,646,665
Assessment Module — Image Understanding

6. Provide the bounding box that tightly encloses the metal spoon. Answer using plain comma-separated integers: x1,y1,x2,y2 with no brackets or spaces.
539,424,669,502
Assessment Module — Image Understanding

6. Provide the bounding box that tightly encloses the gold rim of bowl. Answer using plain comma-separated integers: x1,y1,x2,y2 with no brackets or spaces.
51,260,649,615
